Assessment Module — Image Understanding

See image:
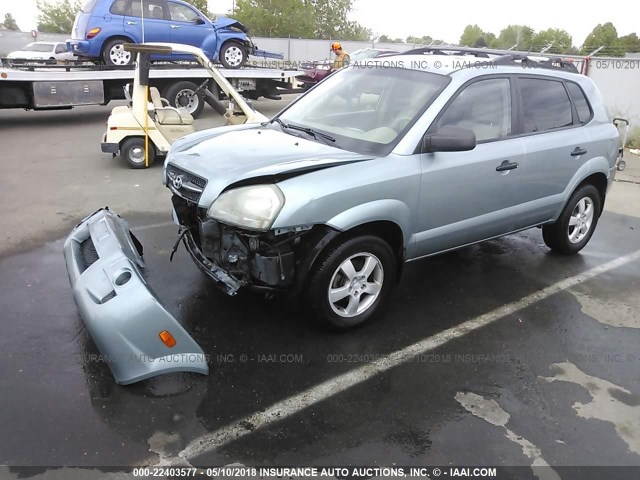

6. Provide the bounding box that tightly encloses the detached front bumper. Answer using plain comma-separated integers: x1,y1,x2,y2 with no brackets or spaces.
63,208,208,384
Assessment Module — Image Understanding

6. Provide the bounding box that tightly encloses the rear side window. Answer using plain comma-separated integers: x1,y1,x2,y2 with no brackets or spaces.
110,0,127,15
566,82,592,124
127,0,166,19
519,78,572,133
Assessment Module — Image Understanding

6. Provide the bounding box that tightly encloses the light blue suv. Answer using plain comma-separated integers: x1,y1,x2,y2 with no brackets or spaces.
68,0,280,67
161,53,619,330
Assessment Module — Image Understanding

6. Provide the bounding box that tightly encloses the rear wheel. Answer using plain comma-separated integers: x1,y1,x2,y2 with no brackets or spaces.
305,235,396,330
219,41,247,69
542,184,601,254
163,81,205,118
103,38,134,67
120,137,155,169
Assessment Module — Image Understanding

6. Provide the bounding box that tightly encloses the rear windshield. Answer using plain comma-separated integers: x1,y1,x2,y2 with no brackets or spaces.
81,0,99,12
23,43,54,52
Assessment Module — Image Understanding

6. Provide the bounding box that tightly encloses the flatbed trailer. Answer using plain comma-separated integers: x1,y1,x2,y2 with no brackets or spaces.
0,59,304,118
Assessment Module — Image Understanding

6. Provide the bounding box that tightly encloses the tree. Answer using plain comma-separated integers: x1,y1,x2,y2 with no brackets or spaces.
496,24,534,50
234,0,315,37
377,35,403,43
531,28,573,53
2,13,20,31
310,0,371,41
581,22,623,56
186,0,211,18
459,24,485,47
233,0,370,40
620,33,640,53
406,35,433,45
37,0,81,33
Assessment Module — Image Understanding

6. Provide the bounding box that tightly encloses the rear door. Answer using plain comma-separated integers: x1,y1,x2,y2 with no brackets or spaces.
414,76,526,257
167,1,213,49
123,0,171,43
514,76,593,229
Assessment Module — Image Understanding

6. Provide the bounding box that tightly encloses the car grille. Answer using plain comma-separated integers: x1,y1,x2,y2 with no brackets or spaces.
81,237,99,269
166,163,207,203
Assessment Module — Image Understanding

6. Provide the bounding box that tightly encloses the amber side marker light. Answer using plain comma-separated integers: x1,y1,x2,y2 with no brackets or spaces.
1,73,8,79
159,330,176,348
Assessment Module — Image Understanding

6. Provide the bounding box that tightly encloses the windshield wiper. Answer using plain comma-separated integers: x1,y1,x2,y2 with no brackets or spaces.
267,118,336,145
268,117,288,129
285,123,336,143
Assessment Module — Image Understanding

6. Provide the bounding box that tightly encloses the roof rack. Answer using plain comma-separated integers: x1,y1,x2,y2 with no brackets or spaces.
400,46,496,58
490,54,579,73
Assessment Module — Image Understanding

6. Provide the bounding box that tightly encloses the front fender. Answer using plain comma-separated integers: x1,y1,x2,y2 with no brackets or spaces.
326,199,413,252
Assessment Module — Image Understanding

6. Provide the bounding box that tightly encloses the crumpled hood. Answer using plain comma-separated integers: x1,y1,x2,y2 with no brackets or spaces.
167,125,373,207
213,16,248,33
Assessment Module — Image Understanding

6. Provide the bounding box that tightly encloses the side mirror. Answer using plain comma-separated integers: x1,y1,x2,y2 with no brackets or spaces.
422,125,476,153
193,18,206,25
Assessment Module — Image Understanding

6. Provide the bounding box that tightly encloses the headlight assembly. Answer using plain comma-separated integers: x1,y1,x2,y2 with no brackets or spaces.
207,185,285,231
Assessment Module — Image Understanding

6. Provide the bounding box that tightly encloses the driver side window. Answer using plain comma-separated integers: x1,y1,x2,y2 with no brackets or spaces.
168,2,200,22
436,78,512,142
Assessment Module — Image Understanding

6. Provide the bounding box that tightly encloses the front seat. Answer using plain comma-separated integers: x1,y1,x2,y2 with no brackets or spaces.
149,87,194,126
149,87,196,142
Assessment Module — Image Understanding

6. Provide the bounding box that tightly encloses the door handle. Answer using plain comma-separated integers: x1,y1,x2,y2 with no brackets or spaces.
571,147,587,156
127,21,138,25
170,25,181,28
496,160,519,172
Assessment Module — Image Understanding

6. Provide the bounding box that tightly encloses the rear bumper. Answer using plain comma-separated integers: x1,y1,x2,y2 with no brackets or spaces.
100,133,120,155
63,208,208,384
66,39,92,56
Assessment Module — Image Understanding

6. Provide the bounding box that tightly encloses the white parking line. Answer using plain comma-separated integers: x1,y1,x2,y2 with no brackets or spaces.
178,249,640,462
132,221,174,231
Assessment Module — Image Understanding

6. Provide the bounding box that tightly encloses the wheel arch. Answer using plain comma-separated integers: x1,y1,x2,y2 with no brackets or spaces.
575,172,607,216
293,219,406,295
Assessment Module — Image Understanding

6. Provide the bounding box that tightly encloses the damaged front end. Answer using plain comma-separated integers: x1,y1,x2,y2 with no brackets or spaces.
63,208,208,385
166,165,339,296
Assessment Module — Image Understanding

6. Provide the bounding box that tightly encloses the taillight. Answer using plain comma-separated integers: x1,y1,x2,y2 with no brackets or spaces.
86,27,101,39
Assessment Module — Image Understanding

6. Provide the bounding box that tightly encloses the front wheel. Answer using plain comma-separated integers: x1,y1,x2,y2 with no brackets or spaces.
120,137,155,169
219,41,247,69
305,235,397,330
542,184,601,254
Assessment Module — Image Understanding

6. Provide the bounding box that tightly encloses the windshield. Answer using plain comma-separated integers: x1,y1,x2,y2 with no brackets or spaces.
278,65,449,156
23,43,55,52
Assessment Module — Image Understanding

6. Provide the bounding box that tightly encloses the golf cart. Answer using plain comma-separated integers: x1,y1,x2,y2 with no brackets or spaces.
101,43,268,169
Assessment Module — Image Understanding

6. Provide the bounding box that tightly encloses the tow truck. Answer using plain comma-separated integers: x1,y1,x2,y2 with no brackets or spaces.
0,56,303,118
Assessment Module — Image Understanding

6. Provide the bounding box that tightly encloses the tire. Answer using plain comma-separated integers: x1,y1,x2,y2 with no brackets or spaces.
120,137,155,169
305,235,397,330
163,81,205,118
542,184,601,254
219,41,247,69
103,38,134,67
